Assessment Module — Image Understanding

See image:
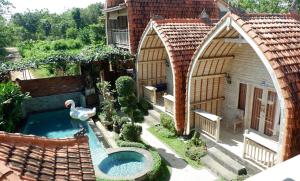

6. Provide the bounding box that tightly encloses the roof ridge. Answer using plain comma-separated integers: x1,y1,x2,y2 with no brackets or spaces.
0,131,88,147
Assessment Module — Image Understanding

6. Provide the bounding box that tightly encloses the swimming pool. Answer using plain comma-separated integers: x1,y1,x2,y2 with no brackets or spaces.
22,109,107,167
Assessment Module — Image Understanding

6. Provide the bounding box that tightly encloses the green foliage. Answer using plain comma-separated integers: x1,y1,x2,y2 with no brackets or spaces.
72,8,82,29
97,81,117,123
185,132,207,163
148,126,203,168
116,140,171,181
116,140,147,149
120,123,142,142
138,98,151,115
227,0,296,13
187,131,206,147
66,27,78,39
147,148,162,180
116,76,144,124
0,82,30,132
160,113,176,134
79,27,92,44
116,76,135,97
185,146,206,163
154,125,176,138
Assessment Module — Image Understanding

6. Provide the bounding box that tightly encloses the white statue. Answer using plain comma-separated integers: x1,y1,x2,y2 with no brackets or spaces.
65,100,96,121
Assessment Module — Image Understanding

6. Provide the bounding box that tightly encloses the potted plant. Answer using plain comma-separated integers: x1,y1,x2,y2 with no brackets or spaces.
97,81,116,131
112,115,121,133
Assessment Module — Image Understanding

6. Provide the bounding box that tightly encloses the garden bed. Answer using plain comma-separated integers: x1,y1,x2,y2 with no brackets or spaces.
148,126,205,168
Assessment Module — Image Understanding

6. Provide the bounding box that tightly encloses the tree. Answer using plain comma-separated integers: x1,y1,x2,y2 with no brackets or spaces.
41,19,52,37
227,0,298,13
0,0,12,16
66,27,78,39
72,8,82,29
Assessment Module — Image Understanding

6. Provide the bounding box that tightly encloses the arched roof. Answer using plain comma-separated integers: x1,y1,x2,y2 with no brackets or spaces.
188,12,300,160
137,18,215,133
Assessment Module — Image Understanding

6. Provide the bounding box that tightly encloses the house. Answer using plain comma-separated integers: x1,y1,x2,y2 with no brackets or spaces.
104,0,229,54
185,12,300,169
0,132,96,181
136,17,217,134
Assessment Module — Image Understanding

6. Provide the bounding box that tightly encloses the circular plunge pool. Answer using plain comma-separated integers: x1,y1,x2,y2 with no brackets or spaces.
98,148,153,180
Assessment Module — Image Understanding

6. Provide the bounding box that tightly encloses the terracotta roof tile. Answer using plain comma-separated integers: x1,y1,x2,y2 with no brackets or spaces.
0,132,96,181
124,0,220,53
208,12,300,160
150,18,216,132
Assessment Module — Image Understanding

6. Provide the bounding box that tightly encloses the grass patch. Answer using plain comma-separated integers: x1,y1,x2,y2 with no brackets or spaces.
148,126,203,168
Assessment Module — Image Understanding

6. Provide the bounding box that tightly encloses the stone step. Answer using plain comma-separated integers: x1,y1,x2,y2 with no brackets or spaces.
208,147,247,175
148,109,161,121
201,155,237,181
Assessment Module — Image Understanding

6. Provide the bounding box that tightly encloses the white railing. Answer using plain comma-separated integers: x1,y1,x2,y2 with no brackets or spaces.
163,94,174,115
143,86,157,104
112,29,129,48
193,109,221,142
243,130,278,168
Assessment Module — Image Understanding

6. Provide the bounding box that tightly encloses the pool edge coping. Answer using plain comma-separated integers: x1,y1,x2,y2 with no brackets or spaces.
98,147,154,181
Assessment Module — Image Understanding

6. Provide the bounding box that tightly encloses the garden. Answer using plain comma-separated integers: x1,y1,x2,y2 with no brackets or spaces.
148,113,207,168
96,76,170,181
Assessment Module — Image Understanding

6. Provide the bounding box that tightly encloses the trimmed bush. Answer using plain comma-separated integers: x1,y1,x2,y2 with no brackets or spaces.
160,113,176,133
116,76,135,97
138,98,152,115
117,140,147,149
121,124,142,142
147,148,162,180
185,146,206,163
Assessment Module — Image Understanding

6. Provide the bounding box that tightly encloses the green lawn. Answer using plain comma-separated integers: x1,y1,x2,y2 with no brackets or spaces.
148,126,202,168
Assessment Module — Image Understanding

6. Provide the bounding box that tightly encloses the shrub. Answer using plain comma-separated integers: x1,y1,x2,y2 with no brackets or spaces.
116,140,147,149
147,148,162,180
185,146,206,163
66,27,78,39
138,98,151,115
118,116,130,127
97,81,116,124
116,76,143,124
0,82,30,132
51,39,68,50
187,131,206,147
160,113,176,133
66,39,83,49
120,123,142,142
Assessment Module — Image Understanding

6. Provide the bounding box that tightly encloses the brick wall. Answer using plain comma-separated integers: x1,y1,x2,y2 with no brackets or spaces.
17,76,85,98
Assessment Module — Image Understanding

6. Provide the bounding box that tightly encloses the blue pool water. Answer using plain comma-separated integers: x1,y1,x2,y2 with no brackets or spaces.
99,151,146,177
22,109,107,166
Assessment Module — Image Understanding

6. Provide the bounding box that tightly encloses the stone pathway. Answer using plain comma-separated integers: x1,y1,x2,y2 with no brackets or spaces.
141,123,218,181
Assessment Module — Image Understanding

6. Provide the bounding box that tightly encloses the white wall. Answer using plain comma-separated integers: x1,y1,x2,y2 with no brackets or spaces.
222,44,274,125
166,58,174,95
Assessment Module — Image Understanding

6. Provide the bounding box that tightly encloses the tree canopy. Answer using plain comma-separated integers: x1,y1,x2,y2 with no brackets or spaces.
227,0,300,13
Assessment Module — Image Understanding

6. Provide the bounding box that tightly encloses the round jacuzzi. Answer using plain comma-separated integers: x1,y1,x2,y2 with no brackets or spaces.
98,148,153,180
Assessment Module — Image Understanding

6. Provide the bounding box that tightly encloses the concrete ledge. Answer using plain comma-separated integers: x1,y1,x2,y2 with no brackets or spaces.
95,121,118,148
98,147,154,181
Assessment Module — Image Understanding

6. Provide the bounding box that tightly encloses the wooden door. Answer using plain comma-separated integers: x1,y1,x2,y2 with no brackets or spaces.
251,88,263,131
264,91,277,136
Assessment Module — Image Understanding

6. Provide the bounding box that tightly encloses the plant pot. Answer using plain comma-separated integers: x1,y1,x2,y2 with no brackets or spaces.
113,124,121,134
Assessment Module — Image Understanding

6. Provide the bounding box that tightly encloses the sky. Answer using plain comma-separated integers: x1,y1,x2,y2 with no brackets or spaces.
8,0,105,15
